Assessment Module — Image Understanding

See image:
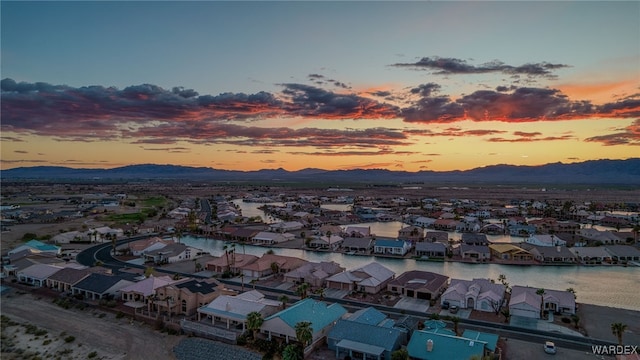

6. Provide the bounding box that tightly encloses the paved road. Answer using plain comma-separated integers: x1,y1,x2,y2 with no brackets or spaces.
77,239,621,354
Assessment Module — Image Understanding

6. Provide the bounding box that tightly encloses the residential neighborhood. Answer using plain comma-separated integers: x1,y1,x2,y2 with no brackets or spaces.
1,183,639,359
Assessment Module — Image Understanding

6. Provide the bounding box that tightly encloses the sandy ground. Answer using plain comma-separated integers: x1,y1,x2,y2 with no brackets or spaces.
1,288,184,360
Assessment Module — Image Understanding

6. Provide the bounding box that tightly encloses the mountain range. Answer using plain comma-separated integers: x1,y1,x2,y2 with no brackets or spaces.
2,159,640,185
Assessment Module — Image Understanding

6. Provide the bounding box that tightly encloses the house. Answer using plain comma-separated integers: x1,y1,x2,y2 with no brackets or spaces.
119,275,178,305
440,278,505,312
52,231,90,244
479,223,504,235
71,273,134,300
407,329,488,360
252,231,293,245
458,244,491,262
509,224,536,237
387,270,449,300
520,244,576,263
240,254,308,279
488,244,534,262
341,237,373,253
261,298,347,347
206,253,259,274
414,217,437,229
269,221,304,233
461,233,490,246
326,262,395,294
579,228,624,245
154,278,226,316
569,246,612,264
604,245,640,262
45,267,92,292
17,263,64,287
415,242,447,259
143,243,199,264
308,235,343,250
432,219,460,231
461,330,499,354
424,231,449,245
328,319,404,360
128,237,171,256
398,226,424,242
8,240,61,256
343,226,371,238
509,286,576,319
283,261,345,287
525,234,567,247
197,290,281,331
373,239,412,256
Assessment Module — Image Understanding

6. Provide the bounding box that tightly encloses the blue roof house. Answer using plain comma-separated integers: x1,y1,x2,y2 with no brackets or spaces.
327,320,404,360
260,298,347,348
407,329,489,360
374,239,412,256
8,239,61,256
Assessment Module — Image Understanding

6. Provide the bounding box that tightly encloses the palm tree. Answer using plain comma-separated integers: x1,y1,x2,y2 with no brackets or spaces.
246,311,264,340
222,244,233,274
296,283,310,299
282,344,303,360
270,262,280,278
295,321,313,348
611,322,627,346
279,294,289,309
571,314,580,330
536,288,546,319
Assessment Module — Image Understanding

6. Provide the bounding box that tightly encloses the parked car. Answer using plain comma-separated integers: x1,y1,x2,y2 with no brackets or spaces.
544,341,557,354
442,301,450,310
449,305,459,314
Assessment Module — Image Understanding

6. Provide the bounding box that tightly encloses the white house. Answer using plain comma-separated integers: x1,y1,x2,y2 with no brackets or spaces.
197,290,281,331
269,221,304,233
509,286,576,319
326,262,395,294
440,278,505,312
525,234,566,247
252,231,293,245
373,239,412,256
308,235,343,250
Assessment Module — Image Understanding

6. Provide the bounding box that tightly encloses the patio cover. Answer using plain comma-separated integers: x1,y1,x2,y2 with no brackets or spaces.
336,339,385,357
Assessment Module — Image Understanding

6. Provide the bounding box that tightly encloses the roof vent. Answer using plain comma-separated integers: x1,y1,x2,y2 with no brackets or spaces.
427,339,433,352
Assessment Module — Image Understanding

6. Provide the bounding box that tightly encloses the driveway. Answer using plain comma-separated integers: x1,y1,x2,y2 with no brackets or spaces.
394,297,429,313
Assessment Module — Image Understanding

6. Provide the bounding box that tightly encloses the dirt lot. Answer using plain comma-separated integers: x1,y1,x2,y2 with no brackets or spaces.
1,288,184,359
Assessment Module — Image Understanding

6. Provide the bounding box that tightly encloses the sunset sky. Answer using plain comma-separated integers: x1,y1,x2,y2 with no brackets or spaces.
1,1,639,172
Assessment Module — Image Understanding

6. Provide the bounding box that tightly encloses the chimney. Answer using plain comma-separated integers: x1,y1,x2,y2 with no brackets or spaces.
556,246,561,253
427,339,433,352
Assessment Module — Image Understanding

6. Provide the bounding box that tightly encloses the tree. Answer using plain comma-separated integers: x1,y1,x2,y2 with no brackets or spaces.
611,322,627,346
536,288,546,319
246,311,264,340
571,314,580,330
223,245,231,274
566,287,577,300
279,295,289,309
295,321,313,347
500,308,511,323
391,348,409,360
282,344,303,360
296,283,310,299
270,262,280,278
144,266,154,278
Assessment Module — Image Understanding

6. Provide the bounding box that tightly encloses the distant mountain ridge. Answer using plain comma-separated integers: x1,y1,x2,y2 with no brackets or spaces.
2,159,640,185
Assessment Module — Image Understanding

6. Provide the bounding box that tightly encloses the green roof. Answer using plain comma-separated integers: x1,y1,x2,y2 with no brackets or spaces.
407,330,486,360
265,298,346,334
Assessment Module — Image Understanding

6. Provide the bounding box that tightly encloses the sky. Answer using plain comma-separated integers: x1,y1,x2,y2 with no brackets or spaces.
1,1,639,172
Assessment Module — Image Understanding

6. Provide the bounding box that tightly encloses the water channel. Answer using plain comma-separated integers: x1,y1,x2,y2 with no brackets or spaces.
180,200,640,311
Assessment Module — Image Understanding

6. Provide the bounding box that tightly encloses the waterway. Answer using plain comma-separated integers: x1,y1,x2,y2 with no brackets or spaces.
211,200,640,311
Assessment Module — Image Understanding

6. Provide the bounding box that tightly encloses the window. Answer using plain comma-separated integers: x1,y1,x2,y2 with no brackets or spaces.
181,300,187,313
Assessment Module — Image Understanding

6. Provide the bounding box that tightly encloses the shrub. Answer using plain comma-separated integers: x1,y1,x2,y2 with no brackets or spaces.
88,351,98,359
64,336,75,343
561,317,571,324
116,311,124,319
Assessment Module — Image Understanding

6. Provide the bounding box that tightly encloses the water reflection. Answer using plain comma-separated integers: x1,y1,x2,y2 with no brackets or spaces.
181,235,640,311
